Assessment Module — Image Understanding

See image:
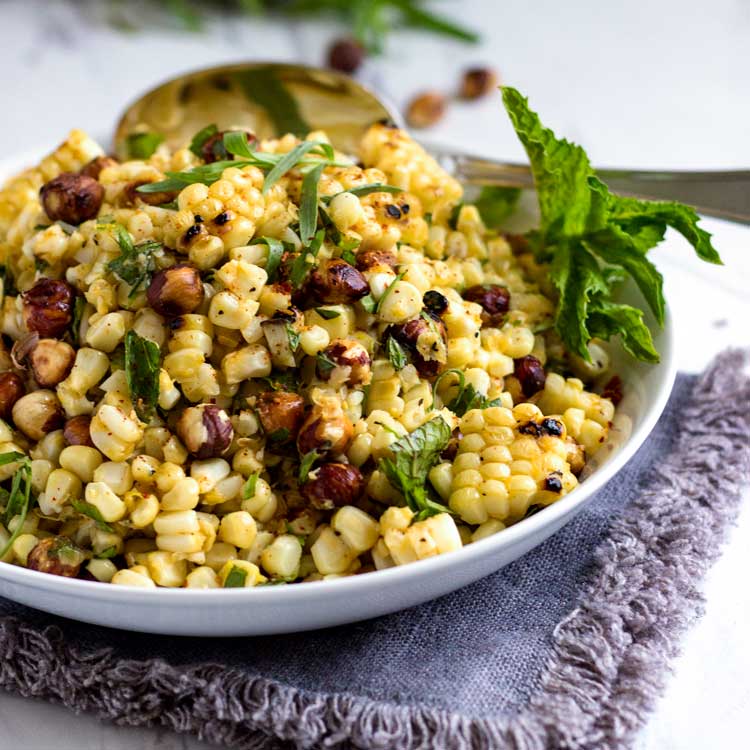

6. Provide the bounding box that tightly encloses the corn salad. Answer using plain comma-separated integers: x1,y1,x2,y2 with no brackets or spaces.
0,123,615,588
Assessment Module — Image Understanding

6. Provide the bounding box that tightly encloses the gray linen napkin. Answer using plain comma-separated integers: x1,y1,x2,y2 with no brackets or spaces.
1,351,749,750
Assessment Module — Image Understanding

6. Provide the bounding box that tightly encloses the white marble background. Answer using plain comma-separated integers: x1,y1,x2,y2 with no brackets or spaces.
0,0,749,748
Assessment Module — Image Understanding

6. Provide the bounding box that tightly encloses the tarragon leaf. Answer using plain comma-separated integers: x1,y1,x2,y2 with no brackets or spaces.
124,330,161,422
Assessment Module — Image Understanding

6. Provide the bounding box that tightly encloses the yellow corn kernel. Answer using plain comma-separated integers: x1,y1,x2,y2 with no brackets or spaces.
311,526,357,575
185,566,221,588
85,481,127,522
86,558,117,583
160,477,200,511
219,511,257,548
146,550,188,588
218,559,265,587
330,506,379,554
111,568,156,588
260,534,302,579
58,445,103,483
129,491,159,528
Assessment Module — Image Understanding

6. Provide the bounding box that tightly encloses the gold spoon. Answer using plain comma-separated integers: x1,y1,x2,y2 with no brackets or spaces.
115,62,750,224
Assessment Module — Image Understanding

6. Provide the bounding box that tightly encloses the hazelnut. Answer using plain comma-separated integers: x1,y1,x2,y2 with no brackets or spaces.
255,391,305,444
327,37,365,73
0,371,25,420
459,67,499,100
513,355,547,397
122,180,177,207
28,339,75,387
27,536,84,578
601,375,623,406
80,156,118,180
308,259,369,304
11,390,65,441
40,172,104,225
463,284,510,326
385,312,448,378
297,403,353,456
22,278,76,338
355,249,397,273
63,415,94,447
176,404,234,459
300,463,364,509
200,130,256,164
147,264,204,317
406,91,446,129
317,339,371,386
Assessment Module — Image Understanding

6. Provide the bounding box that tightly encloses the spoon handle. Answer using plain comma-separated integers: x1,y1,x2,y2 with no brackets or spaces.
430,148,750,225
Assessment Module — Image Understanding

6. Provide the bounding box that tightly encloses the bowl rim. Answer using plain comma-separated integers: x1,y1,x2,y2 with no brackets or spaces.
0,150,677,609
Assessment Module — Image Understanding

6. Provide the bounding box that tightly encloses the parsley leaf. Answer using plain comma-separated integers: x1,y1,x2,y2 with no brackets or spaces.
126,132,164,159
124,330,161,422
71,498,113,532
101,221,162,297
378,418,453,521
386,337,407,371
501,86,721,363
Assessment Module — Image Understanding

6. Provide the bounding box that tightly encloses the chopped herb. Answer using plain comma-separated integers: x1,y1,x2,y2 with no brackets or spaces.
501,87,721,362
289,228,325,288
33,224,50,231
432,368,500,416
71,296,86,346
424,212,433,226
101,220,162,297
94,545,119,559
0,266,18,296
341,248,358,266
0,452,33,559
158,199,179,211
474,186,521,228
189,123,219,156
242,473,259,500
286,324,301,351
376,271,406,313
262,140,333,194
337,236,361,252
314,307,341,320
298,450,319,483
448,202,464,230
299,161,326,245
378,418,453,522
34,258,48,272
255,236,285,282
259,371,297,391
386,337,407,371
360,294,377,313
322,183,403,203
223,565,248,588
126,131,164,159
70,498,114,532
124,330,161,422
56,220,78,236
316,351,338,377
268,427,291,442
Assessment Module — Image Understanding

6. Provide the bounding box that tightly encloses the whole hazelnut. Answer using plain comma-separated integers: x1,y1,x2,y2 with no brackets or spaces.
308,259,369,305
406,91,447,129
27,536,83,578
22,278,76,339
63,415,94,447
355,249,397,273
385,312,448,378
12,390,65,441
40,172,104,225
176,404,234,459
327,37,365,73
297,403,353,456
513,355,547,397
317,339,371,386
459,67,499,100
122,180,177,208
200,130,256,164
80,156,118,180
300,463,364,509
255,391,305,444
463,284,510,326
147,264,204,317
0,371,26,420
28,339,75,387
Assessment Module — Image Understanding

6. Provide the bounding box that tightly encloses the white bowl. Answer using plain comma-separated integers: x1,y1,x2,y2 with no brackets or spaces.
0,151,675,635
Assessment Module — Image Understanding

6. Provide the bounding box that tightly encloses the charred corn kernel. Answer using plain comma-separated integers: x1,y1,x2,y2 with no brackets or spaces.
260,534,302,579
209,291,258,329
330,506,379,554
58,445,102,483
218,559,265,587
84,481,126,522
146,551,188,588
86,558,117,583
111,568,156,588
311,526,356,575
218,511,257,548
40,468,82,515
186,566,221,588
405,513,463,560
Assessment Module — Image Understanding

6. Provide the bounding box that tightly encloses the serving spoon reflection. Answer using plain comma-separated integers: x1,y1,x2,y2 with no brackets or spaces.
115,62,750,224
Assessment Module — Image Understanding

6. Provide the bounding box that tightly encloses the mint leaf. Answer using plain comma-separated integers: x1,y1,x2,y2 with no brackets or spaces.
587,300,659,363
71,498,113,531
298,450,319,484
386,337,407,371
124,330,161,422
474,186,521,227
189,124,218,157
126,132,164,160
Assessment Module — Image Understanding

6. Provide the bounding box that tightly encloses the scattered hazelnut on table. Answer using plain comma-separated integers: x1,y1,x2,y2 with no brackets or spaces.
459,67,499,99
177,404,234,459
327,37,365,73
147,264,204,317
39,172,104,225
405,91,447,129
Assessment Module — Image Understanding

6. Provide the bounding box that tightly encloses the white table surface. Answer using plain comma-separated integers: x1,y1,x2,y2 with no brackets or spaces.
1,1,749,747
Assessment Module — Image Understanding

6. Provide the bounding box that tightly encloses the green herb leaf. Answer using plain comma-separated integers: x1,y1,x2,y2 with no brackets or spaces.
0,455,33,559
102,220,162,297
474,186,521,227
268,427,290,442
323,183,403,203
376,271,405,314
71,296,86,346
299,161,326,244
316,351,338,377
70,498,114,531
341,248,357,266
432,368,500,416
286,324,301,352
262,140,320,195
386,337,407,371
223,565,248,588
189,123,219,156
242,473,259,499
360,294,376,313
126,132,164,159
94,545,119,559
124,330,161,422
378,418,453,520
314,307,340,320
298,450,319,484
252,236,285,282
289,228,325,288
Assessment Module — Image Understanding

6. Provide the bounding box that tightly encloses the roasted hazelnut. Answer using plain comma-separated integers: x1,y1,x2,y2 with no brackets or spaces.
200,130,256,164
406,91,447,129
513,355,547,398
463,284,510,326
441,427,462,461
301,463,364,509
22,278,76,338
147,264,204,317
39,172,104,225
63,415,94,447
459,67,499,100
256,391,305,443
385,312,448,378
327,37,365,73
11,390,65,441
0,371,25,420
355,249,397,273
26,536,84,578
122,180,177,207
317,338,371,386
176,404,234,459
28,339,75,387
297,402,354,456
422,290,449,316
79,155,118,180
308,259,369,304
